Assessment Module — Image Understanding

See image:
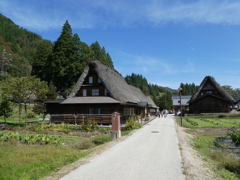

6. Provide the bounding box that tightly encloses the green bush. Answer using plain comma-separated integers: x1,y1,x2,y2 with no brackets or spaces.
125,115,142,130
26,112,36,118
81,120,99,131
218,114,227,118
92,134,111,145
182,110,189,116
227,126,240,146
75,139,95,150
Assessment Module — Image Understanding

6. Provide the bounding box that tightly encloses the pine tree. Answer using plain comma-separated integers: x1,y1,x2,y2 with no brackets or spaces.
90,41,113,68
32,40,52,82
51,20,81,92
90,41,103,60
105,53,114,68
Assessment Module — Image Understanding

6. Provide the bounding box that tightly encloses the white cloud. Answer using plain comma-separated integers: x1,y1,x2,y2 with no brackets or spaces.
1,0,240,31
111,48,195,77
145,0,240,26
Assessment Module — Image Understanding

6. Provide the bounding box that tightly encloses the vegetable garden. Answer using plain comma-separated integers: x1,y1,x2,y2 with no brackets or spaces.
177,115,240,179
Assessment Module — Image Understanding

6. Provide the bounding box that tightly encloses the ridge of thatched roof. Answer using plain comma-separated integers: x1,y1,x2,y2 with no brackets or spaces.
189,76,234,103
68,60,156,105
145,96,158,108
68,65,89,98
129,85,148,102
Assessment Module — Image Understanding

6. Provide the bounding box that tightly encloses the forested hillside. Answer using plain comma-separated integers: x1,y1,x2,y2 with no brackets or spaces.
0,14,113,94
125,73,173,109
179,83,198,95
0,14,43,77
0,13,205,110
125,73,200,110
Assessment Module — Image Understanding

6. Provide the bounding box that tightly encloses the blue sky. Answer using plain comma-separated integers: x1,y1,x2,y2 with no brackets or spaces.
1,0,240,89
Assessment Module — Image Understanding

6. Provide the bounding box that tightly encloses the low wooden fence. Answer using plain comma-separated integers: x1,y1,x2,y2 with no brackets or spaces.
50,114,113,125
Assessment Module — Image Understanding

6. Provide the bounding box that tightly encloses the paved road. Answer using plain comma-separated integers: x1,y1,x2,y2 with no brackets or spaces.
60,114,185,180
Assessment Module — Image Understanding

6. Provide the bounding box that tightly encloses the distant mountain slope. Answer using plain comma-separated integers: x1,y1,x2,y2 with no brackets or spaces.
0,13,48,77
164,87,176,92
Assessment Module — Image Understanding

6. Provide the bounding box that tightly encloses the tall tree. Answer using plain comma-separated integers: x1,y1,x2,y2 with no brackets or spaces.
222,85,240,100
0,96,13,123
32,40,52,82
32,86,58,119
80,41,94,66
90,41,103,60
51,20,81,92
179,83,198,95
157,91,173,110
90,41,113,68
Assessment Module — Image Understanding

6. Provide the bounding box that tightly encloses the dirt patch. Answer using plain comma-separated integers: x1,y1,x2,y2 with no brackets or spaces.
175,123,221,180
186,128,228,136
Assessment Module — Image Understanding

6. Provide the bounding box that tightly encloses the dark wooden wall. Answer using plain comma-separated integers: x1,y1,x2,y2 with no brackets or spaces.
190,96,231,113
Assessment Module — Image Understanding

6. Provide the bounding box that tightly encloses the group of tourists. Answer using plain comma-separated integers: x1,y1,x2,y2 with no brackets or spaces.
156,109,168,118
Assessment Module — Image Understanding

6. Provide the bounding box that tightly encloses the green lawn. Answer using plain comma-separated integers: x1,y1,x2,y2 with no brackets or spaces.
0,136,90,180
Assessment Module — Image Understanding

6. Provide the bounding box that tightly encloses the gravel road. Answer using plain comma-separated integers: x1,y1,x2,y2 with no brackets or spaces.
60,115,185,180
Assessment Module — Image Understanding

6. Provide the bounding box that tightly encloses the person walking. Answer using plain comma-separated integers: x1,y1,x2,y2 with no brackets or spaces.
163,109,166,118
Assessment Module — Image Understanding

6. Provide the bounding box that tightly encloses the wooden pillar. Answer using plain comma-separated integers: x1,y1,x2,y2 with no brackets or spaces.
111,112,121,140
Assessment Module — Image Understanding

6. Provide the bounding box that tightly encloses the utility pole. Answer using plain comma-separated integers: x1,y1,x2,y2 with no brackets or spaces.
178,87,183,127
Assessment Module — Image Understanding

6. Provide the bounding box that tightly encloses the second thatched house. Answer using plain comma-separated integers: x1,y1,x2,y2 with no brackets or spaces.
45,60,158,124
189,76,234,113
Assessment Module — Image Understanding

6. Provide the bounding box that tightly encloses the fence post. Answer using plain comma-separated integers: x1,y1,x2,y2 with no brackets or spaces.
111,112,121,140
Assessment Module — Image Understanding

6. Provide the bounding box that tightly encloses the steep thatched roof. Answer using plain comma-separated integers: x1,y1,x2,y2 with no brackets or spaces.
189,76,234,103
129,85,148,103
68,60,157,106
145,96,158,108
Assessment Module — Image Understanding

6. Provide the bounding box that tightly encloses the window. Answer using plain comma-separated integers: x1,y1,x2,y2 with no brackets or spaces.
83,89,87,96
104,89,108,96
98,77,102,83
206,91,212,94
89,77,93,83
89,108,100,114
92,89,99,96
123,108,131,116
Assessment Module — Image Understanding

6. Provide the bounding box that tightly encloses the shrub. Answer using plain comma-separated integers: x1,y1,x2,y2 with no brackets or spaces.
182,110,189,116
75,139,95,150
227,126,240,146
26,112,36,118
92,134,111,145
125,115,142,130
218,114,227,118
81,120,99,131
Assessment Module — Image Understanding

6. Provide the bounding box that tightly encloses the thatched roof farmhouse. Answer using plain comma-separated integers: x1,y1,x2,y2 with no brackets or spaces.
46,60,158,124
189,76,234,113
